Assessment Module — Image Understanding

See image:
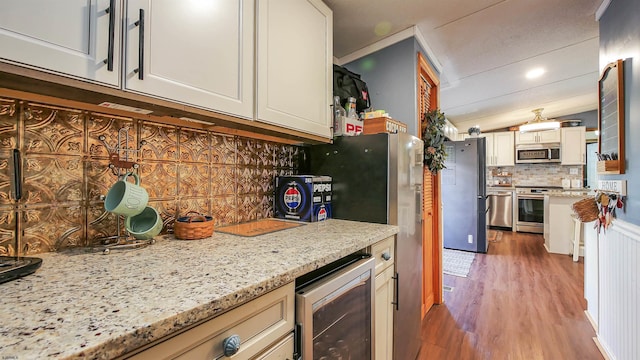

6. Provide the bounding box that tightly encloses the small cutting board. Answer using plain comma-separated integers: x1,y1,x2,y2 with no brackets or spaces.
216,218,305,237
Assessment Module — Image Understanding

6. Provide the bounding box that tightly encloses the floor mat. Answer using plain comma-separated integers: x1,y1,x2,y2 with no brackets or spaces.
443,248,476,277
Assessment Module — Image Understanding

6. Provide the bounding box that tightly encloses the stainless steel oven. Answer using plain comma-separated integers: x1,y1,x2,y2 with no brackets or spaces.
295,253,375,360
516,193,545,233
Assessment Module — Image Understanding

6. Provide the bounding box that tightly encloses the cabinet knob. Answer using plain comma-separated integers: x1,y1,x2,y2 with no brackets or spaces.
381,252,391,261
222,334,241,357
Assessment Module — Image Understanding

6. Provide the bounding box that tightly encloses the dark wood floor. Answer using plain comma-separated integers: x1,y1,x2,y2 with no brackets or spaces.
418,230,603,360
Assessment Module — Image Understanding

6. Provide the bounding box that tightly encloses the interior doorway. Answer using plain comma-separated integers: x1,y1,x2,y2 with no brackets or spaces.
417,51,442,317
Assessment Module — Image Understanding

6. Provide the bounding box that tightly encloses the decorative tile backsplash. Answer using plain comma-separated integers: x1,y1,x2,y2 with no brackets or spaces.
488,164,584,188
0,99,301,255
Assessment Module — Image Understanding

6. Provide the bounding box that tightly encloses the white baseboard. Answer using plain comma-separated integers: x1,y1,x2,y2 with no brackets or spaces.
584,310,598,332
593,336,612,360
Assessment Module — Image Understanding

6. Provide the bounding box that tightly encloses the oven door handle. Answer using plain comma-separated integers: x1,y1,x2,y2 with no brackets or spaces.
517,195,545,200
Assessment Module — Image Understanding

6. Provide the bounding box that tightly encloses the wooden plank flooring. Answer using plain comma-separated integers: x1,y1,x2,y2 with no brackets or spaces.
418,230,603,360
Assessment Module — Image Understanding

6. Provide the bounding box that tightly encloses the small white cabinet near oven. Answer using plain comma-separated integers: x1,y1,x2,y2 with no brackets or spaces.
372,236,395,360
256,0,333,138
515,129,561,145
0,0,122,86
544,196,584,255
484,131,515,166
561,126,586,165
124,282,295,360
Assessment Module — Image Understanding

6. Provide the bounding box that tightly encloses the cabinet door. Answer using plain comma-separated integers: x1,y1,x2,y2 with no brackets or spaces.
561,126,586,165
256,0,333,138
494,131,515,166
0,0,121,86
255,333,294,360
124,0,254,118
515,131,537,145
127,283,294,360
375,265,395,360
483,134,495,166
537,129,561,143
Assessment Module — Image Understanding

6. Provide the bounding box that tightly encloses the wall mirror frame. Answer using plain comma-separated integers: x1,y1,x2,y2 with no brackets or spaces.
597,59,625,174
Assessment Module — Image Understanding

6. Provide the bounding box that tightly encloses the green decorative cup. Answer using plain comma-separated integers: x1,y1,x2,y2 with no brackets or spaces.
104,172,149,217
125,206,163,240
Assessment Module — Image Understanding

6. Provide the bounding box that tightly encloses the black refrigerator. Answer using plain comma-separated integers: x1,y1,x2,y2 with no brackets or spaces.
441,137,488,253
308,132,424,360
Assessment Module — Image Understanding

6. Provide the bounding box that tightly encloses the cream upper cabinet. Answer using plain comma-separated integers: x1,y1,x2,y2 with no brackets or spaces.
1,0,333,139
484,133,495,164
484,131,514,166
256,0,333,138
0,0,122,86
124,0,254,119
515,129,561,145
561,126,586,165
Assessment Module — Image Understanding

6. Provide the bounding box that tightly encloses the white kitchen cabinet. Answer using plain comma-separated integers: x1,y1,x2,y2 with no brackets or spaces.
544,196,585,255
515,129,561,145
256,0,333,138
372,236,395,360
124,0,254,119
0,0,122,86
484,131,514,166
2,0,334,140
561,126,586,165
126,282,295,360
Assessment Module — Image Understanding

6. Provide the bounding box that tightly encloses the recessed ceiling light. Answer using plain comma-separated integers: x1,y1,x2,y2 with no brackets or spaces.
526,68,545,79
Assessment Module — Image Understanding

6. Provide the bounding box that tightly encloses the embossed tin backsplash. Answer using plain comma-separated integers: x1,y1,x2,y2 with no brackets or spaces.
0,99,302,255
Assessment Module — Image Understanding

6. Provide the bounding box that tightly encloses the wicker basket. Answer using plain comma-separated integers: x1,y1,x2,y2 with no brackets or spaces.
571,197,599,223
174,212,215,240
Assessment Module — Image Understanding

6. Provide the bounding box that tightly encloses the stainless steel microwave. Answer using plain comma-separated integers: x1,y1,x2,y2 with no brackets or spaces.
516,144,561,163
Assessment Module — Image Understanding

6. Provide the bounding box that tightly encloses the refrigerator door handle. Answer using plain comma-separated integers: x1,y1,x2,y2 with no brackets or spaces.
416,189,422,219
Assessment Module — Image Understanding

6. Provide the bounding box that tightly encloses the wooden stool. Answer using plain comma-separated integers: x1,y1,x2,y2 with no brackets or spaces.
571,215,583,262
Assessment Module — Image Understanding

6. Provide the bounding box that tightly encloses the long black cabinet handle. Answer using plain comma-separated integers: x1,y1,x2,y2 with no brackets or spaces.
133,9,144,80
12,149,22,201
104,0,116,71
392,272,399,311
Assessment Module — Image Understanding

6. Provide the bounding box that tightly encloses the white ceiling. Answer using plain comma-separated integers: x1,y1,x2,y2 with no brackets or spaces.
326,0,602,132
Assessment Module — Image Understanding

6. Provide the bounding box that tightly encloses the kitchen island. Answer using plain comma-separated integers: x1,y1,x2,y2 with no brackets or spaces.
0,219,398,359
543,192,591,255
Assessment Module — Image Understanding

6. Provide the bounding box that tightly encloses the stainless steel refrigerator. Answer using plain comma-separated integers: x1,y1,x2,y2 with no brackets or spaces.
441,137,488,253
309,132,424,360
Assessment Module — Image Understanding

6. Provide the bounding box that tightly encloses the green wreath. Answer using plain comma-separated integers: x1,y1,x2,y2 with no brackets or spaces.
421,109,448,175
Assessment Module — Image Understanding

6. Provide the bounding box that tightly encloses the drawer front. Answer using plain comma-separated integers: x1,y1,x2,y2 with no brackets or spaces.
128,282,295,360
372,236,395,275
254,333,294,360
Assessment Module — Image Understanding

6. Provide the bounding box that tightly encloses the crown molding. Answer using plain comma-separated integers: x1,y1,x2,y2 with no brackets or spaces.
596,0,612,21
335,26,442,73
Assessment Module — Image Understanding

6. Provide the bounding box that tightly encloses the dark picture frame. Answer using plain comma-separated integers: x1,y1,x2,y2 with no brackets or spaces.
597,59,625,174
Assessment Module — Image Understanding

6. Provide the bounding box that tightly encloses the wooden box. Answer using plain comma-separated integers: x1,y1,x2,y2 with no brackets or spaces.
363,117,407,135
597,160,619,174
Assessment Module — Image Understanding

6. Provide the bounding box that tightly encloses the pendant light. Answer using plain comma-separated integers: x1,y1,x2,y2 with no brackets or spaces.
519,108,560,132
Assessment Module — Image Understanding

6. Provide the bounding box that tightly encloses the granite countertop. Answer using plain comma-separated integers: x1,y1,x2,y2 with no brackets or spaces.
547,189,593,198
487,186,515,191
0,219,398,359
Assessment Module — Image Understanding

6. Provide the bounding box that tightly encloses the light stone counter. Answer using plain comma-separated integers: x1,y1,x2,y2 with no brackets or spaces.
547,190,593,198
0,219,398,359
